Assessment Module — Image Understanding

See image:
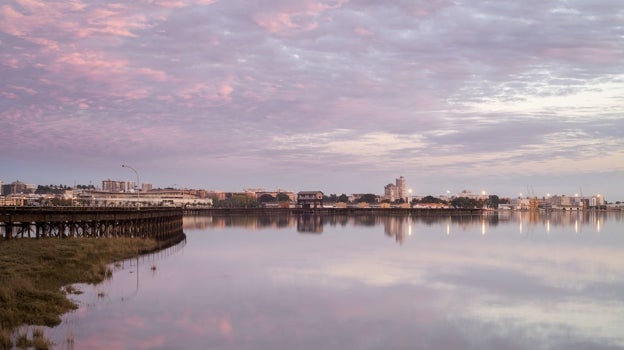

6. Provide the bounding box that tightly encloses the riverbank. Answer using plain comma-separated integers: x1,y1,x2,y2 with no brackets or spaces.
0,236,185,347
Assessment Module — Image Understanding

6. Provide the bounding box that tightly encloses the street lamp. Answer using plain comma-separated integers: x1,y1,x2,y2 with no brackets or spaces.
122,164,140,207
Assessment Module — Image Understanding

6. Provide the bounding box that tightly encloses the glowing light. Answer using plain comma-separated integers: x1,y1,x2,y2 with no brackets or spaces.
546,220,550,234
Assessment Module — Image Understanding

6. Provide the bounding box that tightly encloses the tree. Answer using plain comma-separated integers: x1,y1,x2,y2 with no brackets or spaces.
258,194,276,203
356,193,378,204
231,195,258,208
420,195,444,204
338,194,349,203
451,197,478,208
214,195,259,208
276,193,291,202
486,195,501,209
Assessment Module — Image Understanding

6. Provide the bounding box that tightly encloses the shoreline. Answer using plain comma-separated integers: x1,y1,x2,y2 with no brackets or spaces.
0,232,185,347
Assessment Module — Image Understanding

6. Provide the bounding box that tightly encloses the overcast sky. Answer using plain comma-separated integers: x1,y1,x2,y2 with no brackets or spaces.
1,0,623,199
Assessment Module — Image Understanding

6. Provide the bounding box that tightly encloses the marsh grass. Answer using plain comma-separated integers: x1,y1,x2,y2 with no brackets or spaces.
0,237,159,332
0,327,11,350
11,327,51,350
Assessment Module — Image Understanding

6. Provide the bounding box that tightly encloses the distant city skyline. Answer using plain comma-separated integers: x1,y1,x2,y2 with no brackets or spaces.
0,177,618,204
1,1,623,200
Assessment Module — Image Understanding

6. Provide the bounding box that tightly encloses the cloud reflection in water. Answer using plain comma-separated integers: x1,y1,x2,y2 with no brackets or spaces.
49,211,624,349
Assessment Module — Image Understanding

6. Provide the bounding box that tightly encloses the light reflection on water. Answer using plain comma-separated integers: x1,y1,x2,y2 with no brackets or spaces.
49,211,624,350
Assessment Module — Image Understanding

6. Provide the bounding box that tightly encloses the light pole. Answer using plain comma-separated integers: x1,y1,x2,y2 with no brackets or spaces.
122,164,140,208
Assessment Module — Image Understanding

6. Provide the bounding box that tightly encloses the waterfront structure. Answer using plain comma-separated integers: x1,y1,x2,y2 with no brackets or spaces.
78,189,212,207
297,191,324,208
0,207,184,241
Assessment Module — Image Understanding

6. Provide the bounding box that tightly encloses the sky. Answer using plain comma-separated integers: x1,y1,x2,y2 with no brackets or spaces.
1,0,623,200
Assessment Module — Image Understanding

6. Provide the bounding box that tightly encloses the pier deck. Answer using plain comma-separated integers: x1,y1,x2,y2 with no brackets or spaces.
0,207,184,241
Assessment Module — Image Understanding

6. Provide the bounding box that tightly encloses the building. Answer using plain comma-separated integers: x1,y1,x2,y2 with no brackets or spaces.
396,176,407,201
77,190,212,207
383,176,407,202
102,179,135,193
384,183,397,202
142,183,153,192
1,180,35,195
297,191,324,208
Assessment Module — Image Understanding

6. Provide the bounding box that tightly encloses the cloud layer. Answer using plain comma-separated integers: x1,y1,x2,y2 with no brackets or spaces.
1,0,623,197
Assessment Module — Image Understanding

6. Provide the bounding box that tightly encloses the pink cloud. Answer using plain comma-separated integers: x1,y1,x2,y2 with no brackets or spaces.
174,80,235,106
353,26,372,37
254,12,298,33
77,6,147,38
0,2,85,38
138,67,168,81
124,316,148,328
541,46,622,64
0,4,29,36
121,88,151,100
253,0,348,33
9,85,38,95
54,50,129,80
219,84,234,97
1,92,19,99
147,0,217,8
147,0,186,8
138,335,166,349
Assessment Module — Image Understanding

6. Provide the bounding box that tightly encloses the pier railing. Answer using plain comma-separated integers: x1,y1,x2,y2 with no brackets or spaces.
0,207,184,241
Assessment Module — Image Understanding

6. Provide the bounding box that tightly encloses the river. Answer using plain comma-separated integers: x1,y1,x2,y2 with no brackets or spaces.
47,211,624,349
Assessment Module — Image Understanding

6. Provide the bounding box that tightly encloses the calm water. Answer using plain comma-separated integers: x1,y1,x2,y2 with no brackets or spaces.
48,211,624,350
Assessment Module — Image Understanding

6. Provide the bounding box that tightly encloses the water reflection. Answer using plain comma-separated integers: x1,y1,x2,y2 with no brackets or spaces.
185,211,620,242
47,211,624,350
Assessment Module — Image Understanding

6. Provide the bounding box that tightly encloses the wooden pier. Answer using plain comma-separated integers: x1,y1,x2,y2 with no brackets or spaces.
0,207,184,241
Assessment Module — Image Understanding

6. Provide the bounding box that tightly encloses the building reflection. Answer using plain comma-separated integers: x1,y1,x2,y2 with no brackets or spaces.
296,215,323,234
182,211,621,241
381,216,409,244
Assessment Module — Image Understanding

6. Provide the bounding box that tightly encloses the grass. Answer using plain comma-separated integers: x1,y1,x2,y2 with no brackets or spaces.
0,237,159,332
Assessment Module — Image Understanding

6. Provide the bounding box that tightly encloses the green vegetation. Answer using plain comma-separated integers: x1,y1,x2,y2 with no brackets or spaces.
213,194,259,208
0,237,159,338
35,184,95,195
355,193,378,204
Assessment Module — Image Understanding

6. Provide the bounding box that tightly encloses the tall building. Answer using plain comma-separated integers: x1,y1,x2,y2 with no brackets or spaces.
1,180,35,195
102,179,136,192
384,183,397,202
142,183,153,192
396,176,406,202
